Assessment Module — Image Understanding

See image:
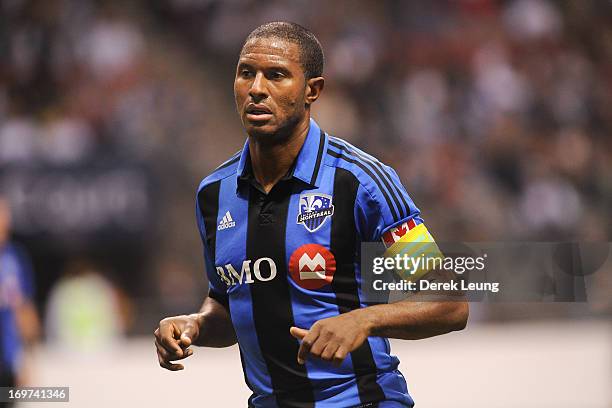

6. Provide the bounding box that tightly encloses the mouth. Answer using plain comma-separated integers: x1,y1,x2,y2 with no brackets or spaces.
245,104,273,121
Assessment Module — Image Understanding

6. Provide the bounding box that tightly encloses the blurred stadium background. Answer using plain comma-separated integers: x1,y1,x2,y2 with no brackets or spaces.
0,0,610,406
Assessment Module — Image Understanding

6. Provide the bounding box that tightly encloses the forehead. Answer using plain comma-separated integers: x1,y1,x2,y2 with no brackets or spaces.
239,37,301,67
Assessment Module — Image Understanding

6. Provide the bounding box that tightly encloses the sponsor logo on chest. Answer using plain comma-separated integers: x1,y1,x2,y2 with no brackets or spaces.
216,245,337,289
216,257,277,286
288,244,336,290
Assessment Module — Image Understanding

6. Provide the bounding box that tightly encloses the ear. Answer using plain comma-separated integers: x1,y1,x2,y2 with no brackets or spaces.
305,76,325,107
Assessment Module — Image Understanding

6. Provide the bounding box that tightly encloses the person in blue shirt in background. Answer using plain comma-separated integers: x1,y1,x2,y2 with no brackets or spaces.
0,197,40,393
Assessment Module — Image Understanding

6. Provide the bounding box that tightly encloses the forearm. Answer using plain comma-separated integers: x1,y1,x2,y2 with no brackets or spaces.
354,266,469,340
353,299,469,340
191,296,237,347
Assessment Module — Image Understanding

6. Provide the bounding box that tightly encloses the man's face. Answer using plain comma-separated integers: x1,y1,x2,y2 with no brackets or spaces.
234,37,309,141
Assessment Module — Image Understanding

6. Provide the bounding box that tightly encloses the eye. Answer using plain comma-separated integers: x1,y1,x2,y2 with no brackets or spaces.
240,69,253,78
269,71,285,80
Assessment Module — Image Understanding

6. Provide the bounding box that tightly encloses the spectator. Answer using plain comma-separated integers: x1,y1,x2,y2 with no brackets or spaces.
0,198,40,389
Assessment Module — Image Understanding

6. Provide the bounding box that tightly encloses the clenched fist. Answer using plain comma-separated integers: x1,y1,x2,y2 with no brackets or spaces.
154,314,201,371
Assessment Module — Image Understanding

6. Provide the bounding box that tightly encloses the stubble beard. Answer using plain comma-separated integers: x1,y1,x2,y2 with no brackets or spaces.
245,109,304,147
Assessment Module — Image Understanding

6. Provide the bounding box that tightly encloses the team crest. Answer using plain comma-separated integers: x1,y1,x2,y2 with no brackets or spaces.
297,193,334,232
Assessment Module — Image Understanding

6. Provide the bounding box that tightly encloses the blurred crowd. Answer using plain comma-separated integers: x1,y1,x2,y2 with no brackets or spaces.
0,0,611,355
149,0,612,242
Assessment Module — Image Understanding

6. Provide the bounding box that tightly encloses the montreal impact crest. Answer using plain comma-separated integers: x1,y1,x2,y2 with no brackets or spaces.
297,193,334,232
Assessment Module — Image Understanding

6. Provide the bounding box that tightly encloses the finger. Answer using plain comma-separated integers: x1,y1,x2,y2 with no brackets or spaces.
308,327,334,358
160,360,184,371
308,337,326,358
156,340,192,370
332,346,349,367
157,350,184,371
159,323,184,357
156,339,192,361
180,321,198,348
155,339,172,361
297,329,320,365
320,342,340,362
290,326,308,340
172,346,194,360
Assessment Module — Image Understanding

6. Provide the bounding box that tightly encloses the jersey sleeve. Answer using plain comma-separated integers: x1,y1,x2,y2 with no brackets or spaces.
355,164,424,242
195,195,229,308
355,165,442,281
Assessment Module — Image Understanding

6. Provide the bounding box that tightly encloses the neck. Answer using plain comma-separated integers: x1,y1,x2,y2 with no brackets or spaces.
249,116,310,193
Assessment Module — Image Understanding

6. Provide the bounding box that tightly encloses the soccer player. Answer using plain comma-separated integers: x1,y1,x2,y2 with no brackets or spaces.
155,22,468,407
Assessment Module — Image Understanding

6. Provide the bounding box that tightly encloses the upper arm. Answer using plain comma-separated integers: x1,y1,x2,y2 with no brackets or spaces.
355,163,424,243
201,293,232,318
355,164,443,282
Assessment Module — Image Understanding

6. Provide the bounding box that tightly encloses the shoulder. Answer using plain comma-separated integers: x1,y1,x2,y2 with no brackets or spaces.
324,135,401,197
323,135,417,225
196,150,241,195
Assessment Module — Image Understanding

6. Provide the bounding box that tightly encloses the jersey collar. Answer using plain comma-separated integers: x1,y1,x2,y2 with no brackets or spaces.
236,118,327,190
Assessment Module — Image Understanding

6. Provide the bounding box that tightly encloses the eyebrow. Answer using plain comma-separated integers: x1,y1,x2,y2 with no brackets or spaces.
237,61,292,74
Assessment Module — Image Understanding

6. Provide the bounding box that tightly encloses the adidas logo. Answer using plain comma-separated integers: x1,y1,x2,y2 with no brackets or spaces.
217,211,236,231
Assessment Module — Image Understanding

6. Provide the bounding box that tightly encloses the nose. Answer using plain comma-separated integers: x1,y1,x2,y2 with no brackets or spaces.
248,72,267,101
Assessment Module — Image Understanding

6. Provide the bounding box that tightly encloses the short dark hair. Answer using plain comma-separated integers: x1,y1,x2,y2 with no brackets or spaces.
243,21,324,79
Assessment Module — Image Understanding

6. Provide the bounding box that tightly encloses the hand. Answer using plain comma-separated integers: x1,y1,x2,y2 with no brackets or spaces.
289,311,372,366
154,314,201,371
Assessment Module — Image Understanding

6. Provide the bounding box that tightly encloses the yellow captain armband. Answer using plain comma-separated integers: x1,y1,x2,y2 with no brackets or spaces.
381,222,444,283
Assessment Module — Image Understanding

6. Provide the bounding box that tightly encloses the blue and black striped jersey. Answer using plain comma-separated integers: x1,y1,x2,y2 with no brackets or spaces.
196,119,422,408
